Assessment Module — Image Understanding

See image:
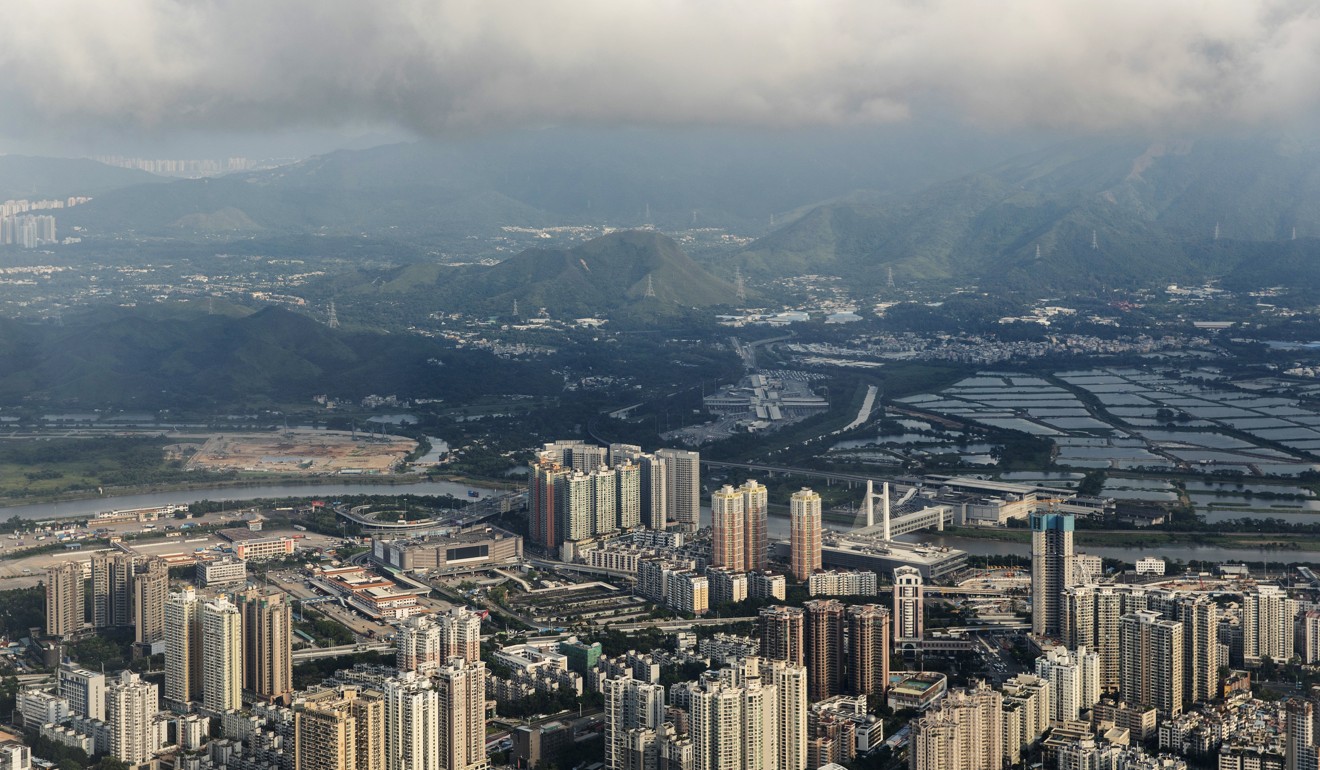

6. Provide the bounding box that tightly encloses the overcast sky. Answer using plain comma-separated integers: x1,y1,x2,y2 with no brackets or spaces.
2,0,1318,157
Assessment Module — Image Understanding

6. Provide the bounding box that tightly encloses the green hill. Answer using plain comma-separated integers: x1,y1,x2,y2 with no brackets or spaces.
345,230,741,319
736,137,1320,290
0,155,161,200
0,305,561,408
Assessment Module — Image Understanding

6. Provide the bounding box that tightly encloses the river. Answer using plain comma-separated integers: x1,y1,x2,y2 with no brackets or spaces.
0,479,501,522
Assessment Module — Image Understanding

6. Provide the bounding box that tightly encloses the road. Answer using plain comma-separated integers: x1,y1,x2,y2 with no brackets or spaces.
607,615,758,632
292,642,393,662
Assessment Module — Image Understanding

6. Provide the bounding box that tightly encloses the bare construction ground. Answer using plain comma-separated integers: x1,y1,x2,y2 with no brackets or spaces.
183,430,416,475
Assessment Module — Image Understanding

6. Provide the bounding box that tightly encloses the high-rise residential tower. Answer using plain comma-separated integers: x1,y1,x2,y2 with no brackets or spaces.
893,566,924,647
91,552,135,628
1119,610,1183,718
789,488,822,581
1243,586,1298,666
604,675,666,770
759,605,805,666
45,561,84,638
804,599,844,701
847,604,891,698
711,485,746,571
384,672,440,770
1031,512,1075,638
239,589,293,703
436,658,489,770
165,587,203,705
106,670,160,765
740,480,769,572
656,448,700,531
202,596,243,712
295,686,385,770
132,557,169,646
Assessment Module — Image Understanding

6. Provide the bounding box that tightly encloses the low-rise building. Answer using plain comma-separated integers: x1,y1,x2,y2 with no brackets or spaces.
808,569,878,597
197,557,247,587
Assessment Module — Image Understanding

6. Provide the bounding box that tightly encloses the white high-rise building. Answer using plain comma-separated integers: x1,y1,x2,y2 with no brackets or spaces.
396,607,483,674
605,676,666,770
656,448,700,531
893,566,924,646
201,596,243,713
106,670,160,765
436,658,488,770
1119,610,1183,718
1175,596,1220,707
57,662,106,722
384,671,441,770
909,682,1003,770
1243,586,1298,666
767,659,808,770
1035,646,1099,722
165,588,203,705
688,659,779,770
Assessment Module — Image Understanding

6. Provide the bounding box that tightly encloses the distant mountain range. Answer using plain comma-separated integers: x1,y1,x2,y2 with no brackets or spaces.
51,127,1041,238
339,230,740,319
735,137,1320,290
0,304,560,408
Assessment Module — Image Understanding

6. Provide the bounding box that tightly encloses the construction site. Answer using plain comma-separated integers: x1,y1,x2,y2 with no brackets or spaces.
180,429,417,475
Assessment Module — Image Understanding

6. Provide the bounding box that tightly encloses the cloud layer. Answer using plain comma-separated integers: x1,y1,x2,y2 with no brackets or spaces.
2,0,1319,138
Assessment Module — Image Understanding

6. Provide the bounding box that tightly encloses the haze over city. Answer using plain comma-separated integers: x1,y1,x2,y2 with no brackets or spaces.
1,5,1320,770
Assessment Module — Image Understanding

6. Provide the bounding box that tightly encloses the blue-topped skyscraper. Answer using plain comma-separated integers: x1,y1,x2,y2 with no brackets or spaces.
1031,512,1075,638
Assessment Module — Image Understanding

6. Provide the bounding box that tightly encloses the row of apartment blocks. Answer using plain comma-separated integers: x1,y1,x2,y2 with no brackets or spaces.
528,441,700,559
637,559,788,615
45,553,169,646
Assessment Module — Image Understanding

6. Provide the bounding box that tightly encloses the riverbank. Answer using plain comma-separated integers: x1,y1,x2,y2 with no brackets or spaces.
942,526,1320,552
0,471,522,511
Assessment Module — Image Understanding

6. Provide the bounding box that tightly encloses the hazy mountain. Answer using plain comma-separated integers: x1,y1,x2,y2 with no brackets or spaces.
58,128,1044,239
0,304,560,408
736,136,1320,289
0,155,161,200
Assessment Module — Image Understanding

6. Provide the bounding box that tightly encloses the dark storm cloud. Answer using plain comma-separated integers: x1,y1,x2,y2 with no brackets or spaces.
2,0,1318,138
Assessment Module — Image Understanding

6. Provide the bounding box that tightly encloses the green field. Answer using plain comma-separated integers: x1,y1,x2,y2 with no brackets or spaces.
0,436,232,500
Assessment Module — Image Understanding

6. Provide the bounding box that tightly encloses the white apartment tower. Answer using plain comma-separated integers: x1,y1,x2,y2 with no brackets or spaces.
1243,586,1298,666
384,672,441,770
893,566,925,646
909,682,1004,770
656,448,700,531
1034,646,1100,722
1119,610,1183,718
106,670,161,765
604,676,666,770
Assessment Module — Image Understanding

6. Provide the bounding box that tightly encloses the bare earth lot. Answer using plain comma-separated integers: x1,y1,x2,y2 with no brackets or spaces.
182,430,416,475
